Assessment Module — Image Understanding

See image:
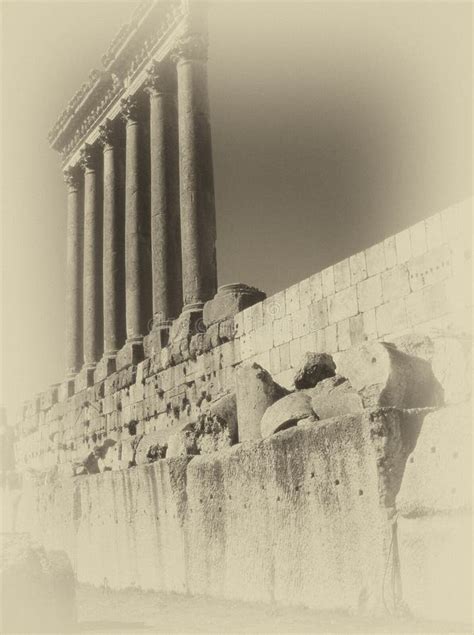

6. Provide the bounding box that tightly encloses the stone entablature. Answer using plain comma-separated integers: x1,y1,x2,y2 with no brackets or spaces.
49,0,186,166
14,202,472,474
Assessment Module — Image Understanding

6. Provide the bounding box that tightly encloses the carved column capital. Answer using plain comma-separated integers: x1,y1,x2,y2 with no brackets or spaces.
79,144,97,171
63,167,81,191
98,119,115,150
171,33,208,64
144,61,166,97
120,95,139,124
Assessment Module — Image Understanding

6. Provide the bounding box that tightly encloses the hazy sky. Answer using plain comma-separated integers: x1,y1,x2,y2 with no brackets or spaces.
1,1,472,420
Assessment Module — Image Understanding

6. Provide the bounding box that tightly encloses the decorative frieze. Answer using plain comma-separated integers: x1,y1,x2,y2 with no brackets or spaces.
49,0,185,163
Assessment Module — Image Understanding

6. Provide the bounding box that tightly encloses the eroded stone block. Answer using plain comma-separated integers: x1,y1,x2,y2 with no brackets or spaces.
305,375,363,421
260,391,314,438
335,341,444,409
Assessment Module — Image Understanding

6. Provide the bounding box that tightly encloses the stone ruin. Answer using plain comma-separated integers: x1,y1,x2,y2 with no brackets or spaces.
3,0,472,628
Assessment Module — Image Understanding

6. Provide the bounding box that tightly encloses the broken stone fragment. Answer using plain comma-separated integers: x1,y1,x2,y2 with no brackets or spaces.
236,363,289,442
206,392,238,444
203,283,266,328
335,341,444,409
305,375,363,421
260,391,315,438
195,413,233,454
166,429,199,458
293,352,336,389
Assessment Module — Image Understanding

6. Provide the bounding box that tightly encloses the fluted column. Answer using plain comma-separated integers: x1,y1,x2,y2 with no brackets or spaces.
63,167,83,377
145,62,182,328
98,120,123,360
120,95,146,344
80,144,102,368
173,33,217,310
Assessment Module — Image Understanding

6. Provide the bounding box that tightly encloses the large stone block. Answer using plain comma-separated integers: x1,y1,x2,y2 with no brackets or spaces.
235,363,288,442
260,391,314,438
305,375,363,420
203,283,266,328
335,341,444,409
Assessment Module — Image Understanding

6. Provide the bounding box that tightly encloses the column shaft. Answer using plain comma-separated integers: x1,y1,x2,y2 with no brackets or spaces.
175,36,217,308
64,169,83,375
122,97,146,341
82,147,102,366
100,123,123,355
148,73,182,323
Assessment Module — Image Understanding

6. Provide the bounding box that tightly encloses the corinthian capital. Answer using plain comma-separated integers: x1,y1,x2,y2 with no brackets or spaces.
120,95,139,123
144,61,165,96
172,33,208,64
98,120,114,149
79,144,96,171
63,167,81,191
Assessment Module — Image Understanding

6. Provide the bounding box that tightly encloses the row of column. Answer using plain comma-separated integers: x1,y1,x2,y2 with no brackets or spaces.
64,34,217,378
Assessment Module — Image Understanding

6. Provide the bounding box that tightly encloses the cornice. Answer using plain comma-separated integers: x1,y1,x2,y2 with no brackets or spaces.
49,0,188,166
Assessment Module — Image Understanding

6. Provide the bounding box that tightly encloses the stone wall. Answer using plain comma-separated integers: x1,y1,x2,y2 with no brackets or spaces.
17,409,421,613
14,200,471,472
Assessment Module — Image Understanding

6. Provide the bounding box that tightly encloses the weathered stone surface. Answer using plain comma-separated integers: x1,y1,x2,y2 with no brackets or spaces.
396,403,472,623
393,332,471,405
206,393,238,444
260,391,315,438
335,341,444,409
203,283,266,327
235,363,288,442
94,355,116,382
116,340,143,370
305,374,363,420
135,430,168,465
170,306,204,342
167,430,198,458
293,352,336,389
0,534,76,633
18,409,420,613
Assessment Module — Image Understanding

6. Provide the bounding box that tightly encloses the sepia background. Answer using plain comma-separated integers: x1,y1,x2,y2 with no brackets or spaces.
1,0,472,421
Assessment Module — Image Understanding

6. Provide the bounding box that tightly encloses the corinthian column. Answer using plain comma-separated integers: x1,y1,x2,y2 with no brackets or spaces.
173,33,217,312
80,144,103,371
118,95,146,365
145,62,182,335
63,167,83,377
98,120,124,370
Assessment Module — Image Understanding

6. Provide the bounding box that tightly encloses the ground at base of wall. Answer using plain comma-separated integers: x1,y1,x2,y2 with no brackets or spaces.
76,584,472,634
